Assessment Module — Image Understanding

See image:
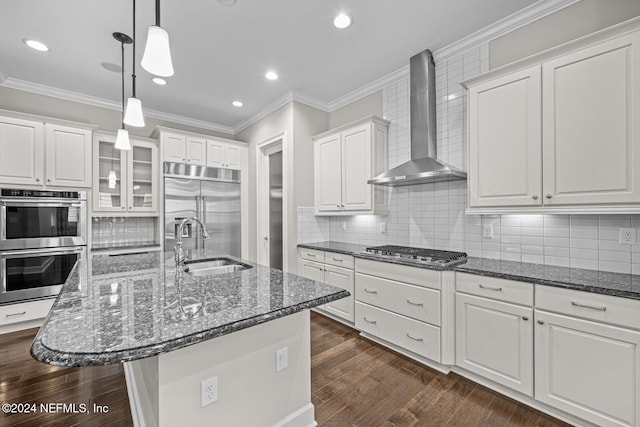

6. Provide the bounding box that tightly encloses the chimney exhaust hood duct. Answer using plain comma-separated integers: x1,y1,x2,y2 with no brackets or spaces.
368,49,467,186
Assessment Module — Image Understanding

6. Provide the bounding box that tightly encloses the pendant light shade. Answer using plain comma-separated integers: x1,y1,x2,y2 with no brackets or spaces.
124,97,145,127
115,128,131,150
141,25,174,77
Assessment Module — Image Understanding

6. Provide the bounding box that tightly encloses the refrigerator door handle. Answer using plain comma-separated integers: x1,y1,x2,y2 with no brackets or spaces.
201,196,207,249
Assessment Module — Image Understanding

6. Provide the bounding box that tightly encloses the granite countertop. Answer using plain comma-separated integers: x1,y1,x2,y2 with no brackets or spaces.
31,250,348,367
298,241,640,300
91,242,161,252
297,241,369,255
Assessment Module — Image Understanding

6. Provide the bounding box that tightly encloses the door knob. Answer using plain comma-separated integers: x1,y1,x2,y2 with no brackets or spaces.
546,194,552,199
264,236,269,241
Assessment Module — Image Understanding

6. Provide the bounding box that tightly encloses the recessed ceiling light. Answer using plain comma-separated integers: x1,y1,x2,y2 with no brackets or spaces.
333,13,352,29
152,77,167,85
101,62,121,73
23,39,49,52
218,0,238,6
232,101,243,107
265,71,278,81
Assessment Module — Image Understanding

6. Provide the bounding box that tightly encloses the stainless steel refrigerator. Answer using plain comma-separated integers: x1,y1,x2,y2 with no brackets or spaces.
164,162,241,257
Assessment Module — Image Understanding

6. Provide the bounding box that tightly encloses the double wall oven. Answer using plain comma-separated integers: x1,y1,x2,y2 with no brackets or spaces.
0,189,87,304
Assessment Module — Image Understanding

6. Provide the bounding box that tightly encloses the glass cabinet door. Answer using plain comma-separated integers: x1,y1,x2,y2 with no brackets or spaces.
128,140,157,212
95,139,126,211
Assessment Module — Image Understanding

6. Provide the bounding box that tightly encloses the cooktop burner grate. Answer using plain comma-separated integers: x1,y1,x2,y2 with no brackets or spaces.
364,245,467,266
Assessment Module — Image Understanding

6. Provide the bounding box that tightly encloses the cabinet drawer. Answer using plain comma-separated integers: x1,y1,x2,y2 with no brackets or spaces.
355,302,440,362
456,273,533,306
356,273,440,326
536,285,640,330
324,252,354,269
355,258,441,290
297,248,325,263
0,299,54,326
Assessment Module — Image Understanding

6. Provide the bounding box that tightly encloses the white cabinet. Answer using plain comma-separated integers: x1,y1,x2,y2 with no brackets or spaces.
313,116,389,215
535,286,640,427
93,132,158,214
0,298,55,334
297,248,354,323
160,132,206,165
0,116,91,188
465,26,640,212
206,139,242,170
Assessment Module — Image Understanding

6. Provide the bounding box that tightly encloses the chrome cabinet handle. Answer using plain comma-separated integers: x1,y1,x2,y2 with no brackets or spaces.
332,258,343,262
522,316,529,321
406,333,423,342
35,178,40,182
336,204,340,208
306,253,316,257
479,284,502,292
532,195,538,200
571,301,606,311
546,194,552,199
364,317,377,324
6,311,26,318
406,299,424,307
47,178,51,183
364,288,378,294
537,320,544,325
341,204,345,208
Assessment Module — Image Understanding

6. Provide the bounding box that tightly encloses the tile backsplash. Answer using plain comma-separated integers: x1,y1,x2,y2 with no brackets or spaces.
298,44,640,275
92,217,157,248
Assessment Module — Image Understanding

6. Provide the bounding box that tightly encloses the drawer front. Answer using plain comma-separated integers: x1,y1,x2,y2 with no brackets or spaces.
355,301,440,362
0,299,54,326
456,273,533,306
355,258,441,290
324,251,354,269
356,273,440,326
536,285,640,330
297,247,325,263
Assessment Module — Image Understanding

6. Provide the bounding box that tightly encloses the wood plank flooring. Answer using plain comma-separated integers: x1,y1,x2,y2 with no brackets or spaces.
0,315,572,426
310,312,572,427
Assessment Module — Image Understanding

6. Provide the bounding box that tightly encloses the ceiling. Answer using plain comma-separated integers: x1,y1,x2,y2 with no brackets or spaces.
0,0,541,133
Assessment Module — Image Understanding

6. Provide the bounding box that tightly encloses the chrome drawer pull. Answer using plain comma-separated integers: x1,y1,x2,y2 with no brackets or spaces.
406,299,424,307
306,253,316,257
6,311,26,318
332,258,343,262
364,317,377,324
479,284,502,292
571,301,606,311
364,288,378,294
406,333,423,342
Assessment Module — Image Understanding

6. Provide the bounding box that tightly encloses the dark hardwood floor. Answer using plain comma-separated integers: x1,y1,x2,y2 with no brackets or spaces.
310,312,572,427
0,315,572,426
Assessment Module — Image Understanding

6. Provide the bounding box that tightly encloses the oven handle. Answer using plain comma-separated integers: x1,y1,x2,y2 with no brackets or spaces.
0,247,85,257
0,201,84,208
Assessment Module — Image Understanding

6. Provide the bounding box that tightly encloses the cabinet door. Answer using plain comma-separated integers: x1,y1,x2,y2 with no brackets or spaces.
542,32,640,206
535,310,640,427
324,265,354,322
0,117,44,186
456,293,533,396
93,138,127,212
468,66,542,207
314,133,342,212
186,136,206,165
224,145,241,170
163,133,186,163
128,141,158,213
206,140,225,167
297,259,325,282
341,124,372,211
44,124,91,187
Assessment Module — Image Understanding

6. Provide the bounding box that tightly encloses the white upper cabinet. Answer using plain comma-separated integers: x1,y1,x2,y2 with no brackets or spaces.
160,132,206,165
206,138,242,170
313,116,389,215
465,23,640,213
0,116,91,188
185,136,206,166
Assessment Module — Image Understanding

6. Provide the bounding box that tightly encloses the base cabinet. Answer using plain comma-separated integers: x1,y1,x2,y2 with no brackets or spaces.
535,310,640,427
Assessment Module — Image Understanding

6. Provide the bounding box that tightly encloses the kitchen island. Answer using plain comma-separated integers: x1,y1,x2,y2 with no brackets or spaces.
31,250,348,427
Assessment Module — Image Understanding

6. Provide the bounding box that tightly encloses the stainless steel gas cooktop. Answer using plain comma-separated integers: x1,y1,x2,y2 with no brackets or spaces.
364,245,467,266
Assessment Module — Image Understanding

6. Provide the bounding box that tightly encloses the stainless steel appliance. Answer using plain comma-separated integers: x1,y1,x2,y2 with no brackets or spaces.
364,245,467,267
0,189,87,304
164,162,241,257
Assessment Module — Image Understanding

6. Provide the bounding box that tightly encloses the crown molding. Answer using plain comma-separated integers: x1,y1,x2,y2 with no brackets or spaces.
1,78,235,135
232,91,295,134
433,0,581,60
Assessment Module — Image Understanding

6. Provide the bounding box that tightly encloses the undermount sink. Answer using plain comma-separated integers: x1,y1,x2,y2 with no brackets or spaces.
182,257,252,276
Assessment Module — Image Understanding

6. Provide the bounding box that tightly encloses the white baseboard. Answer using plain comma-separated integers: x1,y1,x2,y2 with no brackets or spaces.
271,403,316,427
123,362,145,427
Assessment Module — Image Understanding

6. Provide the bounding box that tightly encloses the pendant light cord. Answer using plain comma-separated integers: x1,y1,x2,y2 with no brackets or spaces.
120,41,125,130
132,0,137,98
156,0,160,26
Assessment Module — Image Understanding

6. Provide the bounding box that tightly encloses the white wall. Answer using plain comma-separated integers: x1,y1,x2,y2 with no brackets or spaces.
328,91,383,129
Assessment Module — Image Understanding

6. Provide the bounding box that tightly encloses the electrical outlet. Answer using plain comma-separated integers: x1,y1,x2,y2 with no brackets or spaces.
201,376,218,407
379,222,387,233
619,228,636,245
276,347,288,372
482,225,493,238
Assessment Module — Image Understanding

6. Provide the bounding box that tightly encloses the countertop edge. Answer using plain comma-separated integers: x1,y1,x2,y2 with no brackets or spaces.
31,289,349,367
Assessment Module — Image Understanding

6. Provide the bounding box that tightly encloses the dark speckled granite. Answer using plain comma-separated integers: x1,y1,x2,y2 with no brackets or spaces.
31,250,348,367
297,241,369,255
297,241,640,300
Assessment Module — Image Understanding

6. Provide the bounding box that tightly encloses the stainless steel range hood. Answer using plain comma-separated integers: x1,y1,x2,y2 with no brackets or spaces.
368,49,467,186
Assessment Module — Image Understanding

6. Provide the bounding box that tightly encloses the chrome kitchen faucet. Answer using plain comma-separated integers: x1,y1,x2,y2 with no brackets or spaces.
174,217,210,267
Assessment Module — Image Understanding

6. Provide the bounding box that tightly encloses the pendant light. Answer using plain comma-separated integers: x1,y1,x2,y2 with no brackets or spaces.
113,32,133,150
123,0,145,127
141,0,174,77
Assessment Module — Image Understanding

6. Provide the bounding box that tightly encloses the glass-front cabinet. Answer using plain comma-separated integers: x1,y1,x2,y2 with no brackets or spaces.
92,132,158,214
